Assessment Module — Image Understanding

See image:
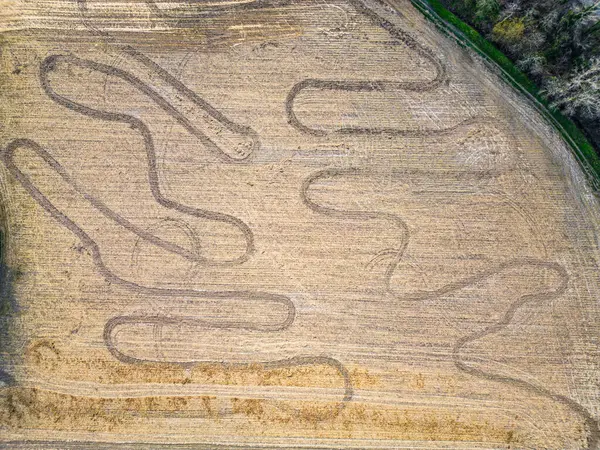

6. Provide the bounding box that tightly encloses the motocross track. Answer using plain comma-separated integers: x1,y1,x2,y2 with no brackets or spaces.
0,0,599,448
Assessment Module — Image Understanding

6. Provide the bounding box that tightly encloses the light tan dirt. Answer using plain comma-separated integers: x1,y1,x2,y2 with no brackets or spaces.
0,0,599,448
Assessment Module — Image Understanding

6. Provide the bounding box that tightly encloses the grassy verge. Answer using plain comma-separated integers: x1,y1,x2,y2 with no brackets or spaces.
408,0,600,193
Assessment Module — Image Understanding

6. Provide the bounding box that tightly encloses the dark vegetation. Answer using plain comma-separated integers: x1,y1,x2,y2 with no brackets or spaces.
437,0,600,157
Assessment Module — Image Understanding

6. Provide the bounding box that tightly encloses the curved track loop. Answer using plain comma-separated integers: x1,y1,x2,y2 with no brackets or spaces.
302,167,599,449
0,139,294,326
41,54,258,164
61,0,353,420
287,79,479,136
76,0,260,163
122,49,261,162
1,138,352,418
25,0,597,438
40,54,254,265
301,167,410,292
105,315,353,414
286,0,454,136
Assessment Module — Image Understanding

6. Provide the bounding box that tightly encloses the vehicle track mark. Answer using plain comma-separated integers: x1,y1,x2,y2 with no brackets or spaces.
301,166,599,448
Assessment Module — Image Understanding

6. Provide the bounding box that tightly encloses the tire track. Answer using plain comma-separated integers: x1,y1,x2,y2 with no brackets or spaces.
301,167,410,294
1,138,351,418
0,139,293,329
14,0,595,439
40,54,255,265
301,167,599,448
286,0,457,137
451,261,599,450
77,0,260,163
52,1,354,421
41,53,258,163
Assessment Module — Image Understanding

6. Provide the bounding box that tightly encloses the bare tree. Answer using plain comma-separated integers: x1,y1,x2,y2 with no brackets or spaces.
543,58,600,119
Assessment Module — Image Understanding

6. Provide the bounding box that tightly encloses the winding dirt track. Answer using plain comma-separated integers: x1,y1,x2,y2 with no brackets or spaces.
301,167,599,448
0,0,599,448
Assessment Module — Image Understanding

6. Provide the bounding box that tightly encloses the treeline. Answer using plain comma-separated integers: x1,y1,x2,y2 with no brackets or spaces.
440,0,600,149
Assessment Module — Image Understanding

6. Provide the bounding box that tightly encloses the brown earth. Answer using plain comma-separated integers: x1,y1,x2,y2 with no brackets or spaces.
0,0,599,448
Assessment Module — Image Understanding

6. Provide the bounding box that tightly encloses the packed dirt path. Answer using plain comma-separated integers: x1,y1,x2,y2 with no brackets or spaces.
1,0,599,448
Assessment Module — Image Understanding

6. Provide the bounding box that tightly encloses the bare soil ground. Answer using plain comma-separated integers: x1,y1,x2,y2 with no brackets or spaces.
1,0,599,448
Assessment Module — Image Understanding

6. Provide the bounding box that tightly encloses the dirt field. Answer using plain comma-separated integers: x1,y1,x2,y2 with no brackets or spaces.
1,0,600,448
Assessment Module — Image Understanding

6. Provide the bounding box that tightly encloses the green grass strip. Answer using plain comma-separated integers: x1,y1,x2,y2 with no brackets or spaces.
408,0,600,192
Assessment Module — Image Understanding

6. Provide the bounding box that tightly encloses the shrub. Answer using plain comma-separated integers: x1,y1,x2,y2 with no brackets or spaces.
492,17,526,45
